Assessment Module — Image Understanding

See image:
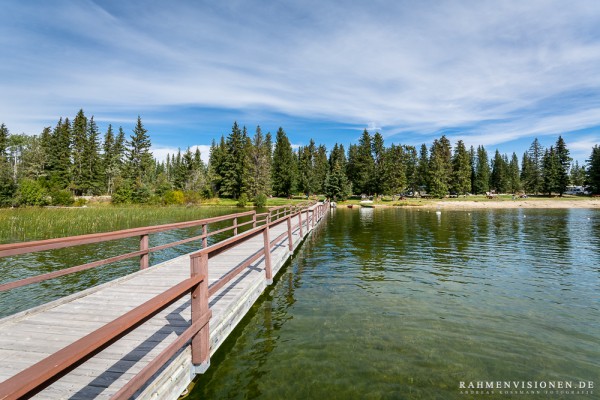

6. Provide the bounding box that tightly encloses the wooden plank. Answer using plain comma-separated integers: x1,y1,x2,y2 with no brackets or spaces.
0,205,328,400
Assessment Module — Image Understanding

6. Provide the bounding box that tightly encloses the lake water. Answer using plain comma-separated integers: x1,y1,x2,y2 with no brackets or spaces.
0,206,246,317
190,207,599,399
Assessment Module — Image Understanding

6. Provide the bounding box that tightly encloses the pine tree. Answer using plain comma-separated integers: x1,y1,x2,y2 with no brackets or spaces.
569,160,586,186
208,137,227,196
587,145,600,194
473,145,490,194
314,145,329,194
0,123,15,206
271,127,295,197
81,116,102,194
428,139,449,198
324,160,352,201
523,138,544,194
71,109,88,194
126,116,152,184
382,144,406,196
329,143,347,171
542,147,560,195
372,132,385,195
221,122,250,199
297,139,316,196
555,136,571,195
508,153,521,193
451,140,471,195
49,118,72,190
491,150,509,193
416,144,429,194
404,145,418,194
248,126,272,198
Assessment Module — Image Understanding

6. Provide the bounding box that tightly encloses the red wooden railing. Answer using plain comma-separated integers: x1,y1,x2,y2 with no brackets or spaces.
0,201,328,399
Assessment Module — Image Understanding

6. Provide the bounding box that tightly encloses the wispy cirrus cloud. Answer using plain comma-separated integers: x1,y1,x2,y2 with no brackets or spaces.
1,0,599,160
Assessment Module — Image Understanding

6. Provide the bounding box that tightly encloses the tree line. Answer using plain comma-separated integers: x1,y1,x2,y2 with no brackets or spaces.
1,109,599,207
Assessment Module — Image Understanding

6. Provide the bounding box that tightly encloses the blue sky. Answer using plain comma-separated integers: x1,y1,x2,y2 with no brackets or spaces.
1,0,600,163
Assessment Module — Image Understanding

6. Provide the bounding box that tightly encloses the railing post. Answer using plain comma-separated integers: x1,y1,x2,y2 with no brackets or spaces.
298,210,303,237
287,215,293,251
202,224,207,248
253,212,257,228
140,234,149,270
191,254,210,372
233,217,238,236
263,218,273,284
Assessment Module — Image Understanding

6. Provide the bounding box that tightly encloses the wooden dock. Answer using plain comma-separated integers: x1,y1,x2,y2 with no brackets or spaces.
0,202,328,399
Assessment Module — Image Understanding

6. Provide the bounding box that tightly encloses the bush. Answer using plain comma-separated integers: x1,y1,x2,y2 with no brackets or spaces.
16,179,47,206
112,181,133,204
183,191,202,205
253,193,268,207
132,184,151,204
51,189,74,206
163,190,185,205
236,193,248,207
74,198,87,207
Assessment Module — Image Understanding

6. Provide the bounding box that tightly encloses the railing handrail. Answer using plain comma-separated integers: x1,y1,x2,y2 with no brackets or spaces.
0,274,208,400
0,200,328,400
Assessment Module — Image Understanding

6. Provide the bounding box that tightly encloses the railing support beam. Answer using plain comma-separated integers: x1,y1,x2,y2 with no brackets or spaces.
191,254,210,370
140,235,149,270
263,218,273,284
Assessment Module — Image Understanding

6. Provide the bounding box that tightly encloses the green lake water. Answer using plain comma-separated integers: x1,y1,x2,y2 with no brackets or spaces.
190,207,599,399
0,207,598,399
0,206,247,317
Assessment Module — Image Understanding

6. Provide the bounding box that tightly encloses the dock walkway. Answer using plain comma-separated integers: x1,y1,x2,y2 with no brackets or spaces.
0,203,328,399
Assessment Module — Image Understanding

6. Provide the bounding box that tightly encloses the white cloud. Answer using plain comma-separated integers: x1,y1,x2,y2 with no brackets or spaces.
1,0,600,153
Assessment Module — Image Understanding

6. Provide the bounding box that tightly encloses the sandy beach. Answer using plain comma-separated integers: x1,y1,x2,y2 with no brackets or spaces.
421,198,600,209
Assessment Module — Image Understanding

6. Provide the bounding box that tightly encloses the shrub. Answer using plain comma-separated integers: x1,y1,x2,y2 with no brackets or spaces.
112,181,133,204
15,179,47,206
163,190,185,205
74,198,88,207
51,189,74,206
236,193,248,207
253,193,268,207
183,191,202,205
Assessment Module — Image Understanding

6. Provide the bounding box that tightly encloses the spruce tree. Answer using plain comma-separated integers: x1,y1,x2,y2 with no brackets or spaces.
271,127,295,197
71,109,88,194
324,160,352,201
314,145,329,194
49,118,72,190
491,150,509,193
508,152,521,193
428,139,449,197
524,138,544,194
382,144,406,196
0,123,15,206
372,132,385,195
542,147,560,195
473,145,490,194
587,145,600,194
297,139,316,196
555,136,571,195
82,116,102,194
126,116,153,185
221,122,250,198
404,145,418,194
451,140,471,195
569,161,586,186
208,136,227,196
416,144,429,194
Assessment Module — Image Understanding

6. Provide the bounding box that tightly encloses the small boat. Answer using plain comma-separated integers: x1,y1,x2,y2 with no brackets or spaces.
347,204,354,209
360,200,374,208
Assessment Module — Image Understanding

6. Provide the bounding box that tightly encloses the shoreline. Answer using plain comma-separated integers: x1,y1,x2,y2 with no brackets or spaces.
338,198,600,210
